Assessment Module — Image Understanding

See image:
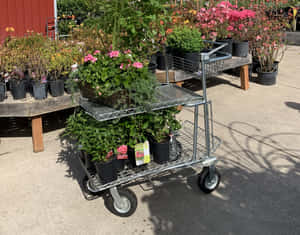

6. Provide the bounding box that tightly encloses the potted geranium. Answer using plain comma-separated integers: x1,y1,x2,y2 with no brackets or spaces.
65,111,121,184
77,49,157,109
145,108,181,164
166,26,204,72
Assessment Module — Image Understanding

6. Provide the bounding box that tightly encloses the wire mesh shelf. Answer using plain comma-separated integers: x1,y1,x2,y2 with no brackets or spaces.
84,120,221,192
80,84,205,122
166,52,227,79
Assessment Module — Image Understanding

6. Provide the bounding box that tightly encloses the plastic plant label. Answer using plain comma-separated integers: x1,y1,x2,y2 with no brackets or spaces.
135,140,150,166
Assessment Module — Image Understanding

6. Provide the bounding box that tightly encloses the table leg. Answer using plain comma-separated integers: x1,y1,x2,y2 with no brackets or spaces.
240,65,249,90
32,116,44,153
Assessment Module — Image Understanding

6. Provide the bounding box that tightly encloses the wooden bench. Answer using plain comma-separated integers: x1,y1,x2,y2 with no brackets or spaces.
156,55,252,90
0,92,79,153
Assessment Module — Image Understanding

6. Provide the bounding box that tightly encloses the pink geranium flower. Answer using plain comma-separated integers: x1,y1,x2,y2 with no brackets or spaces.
93,50,100,55
84,54,97,63
227,25,234,31
109,51,120,58
120,63,124,69
132,62,143,69
124,49,132,54
117,145,128,154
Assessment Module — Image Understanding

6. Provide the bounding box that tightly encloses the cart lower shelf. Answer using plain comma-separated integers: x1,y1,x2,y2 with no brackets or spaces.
83,121,221,193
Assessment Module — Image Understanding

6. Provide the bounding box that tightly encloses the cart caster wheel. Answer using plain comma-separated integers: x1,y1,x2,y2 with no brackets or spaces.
104,188,137,217
198,167,221,194
82,176,102,196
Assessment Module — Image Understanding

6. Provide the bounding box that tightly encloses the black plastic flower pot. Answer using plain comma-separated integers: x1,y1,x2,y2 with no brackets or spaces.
256,68,278,85
148,63,157,74
49,79,64,97
216,38,233,55
0,82,6,102
233,41,249,57
157,52,173,70
113,158,125,172
32,82,48,100
183,52,200,73
10,79,26,100
151,138,170,164
128,147,137,168
94,160,118,184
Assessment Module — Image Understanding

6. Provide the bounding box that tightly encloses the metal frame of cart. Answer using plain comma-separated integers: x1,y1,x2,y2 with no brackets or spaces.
78,41,231,217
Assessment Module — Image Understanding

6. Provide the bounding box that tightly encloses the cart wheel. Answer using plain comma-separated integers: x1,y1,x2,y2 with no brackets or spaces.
104,188,137,217
82,176,102,196
198,167,221,194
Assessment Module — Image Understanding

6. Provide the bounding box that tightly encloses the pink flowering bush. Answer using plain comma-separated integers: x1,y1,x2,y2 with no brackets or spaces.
248,3,288,72
77,49,157,108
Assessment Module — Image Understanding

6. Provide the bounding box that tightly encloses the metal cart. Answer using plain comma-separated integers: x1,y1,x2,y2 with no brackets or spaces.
77,42,231,217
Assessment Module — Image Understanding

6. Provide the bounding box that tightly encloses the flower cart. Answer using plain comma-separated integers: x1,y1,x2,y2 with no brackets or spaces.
75,42,231,217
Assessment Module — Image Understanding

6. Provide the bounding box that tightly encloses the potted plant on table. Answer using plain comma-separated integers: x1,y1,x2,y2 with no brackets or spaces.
166,26,204,72
28,50,49,100
229,8,256,57
0,50,7,102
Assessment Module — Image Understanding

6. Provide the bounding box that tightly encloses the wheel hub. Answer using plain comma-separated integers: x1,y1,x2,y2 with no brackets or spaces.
113,197,131,214
205,174,218,190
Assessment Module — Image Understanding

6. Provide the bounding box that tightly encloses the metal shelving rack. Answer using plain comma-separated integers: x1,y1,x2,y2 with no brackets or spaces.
78,41,231,217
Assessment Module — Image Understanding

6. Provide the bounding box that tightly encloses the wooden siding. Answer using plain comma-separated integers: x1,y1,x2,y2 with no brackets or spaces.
0,0,54,42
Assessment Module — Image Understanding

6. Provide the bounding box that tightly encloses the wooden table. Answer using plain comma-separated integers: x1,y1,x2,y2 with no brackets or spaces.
156,55,252,90
0,92,79,153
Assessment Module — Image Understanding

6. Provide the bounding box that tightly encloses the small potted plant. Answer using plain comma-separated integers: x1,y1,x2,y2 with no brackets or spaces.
28,50,49,100
146,108,181,164
166,26,204,72
3,48,27,100
0,51,7,102
65,111,119,184
230,9,256,57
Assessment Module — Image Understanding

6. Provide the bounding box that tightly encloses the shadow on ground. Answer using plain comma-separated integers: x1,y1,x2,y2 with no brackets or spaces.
0,108,74,137
285,101,300,112
140,119,300,235
57,114,300,235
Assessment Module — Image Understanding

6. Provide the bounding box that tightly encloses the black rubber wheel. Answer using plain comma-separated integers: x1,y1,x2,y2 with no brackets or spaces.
198,167,221,194
104,188,137,217
82,176,103,196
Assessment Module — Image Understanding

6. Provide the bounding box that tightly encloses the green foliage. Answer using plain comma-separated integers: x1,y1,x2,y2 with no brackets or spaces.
77,51,158,109
98,0,171,57
167,26,204,53
65,107,182,161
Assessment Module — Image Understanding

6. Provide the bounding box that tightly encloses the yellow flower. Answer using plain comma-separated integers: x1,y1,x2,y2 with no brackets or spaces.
5,27,9,32
184,20,190,24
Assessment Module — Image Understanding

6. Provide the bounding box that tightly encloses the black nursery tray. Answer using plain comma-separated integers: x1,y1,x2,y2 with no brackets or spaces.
79,84,204,122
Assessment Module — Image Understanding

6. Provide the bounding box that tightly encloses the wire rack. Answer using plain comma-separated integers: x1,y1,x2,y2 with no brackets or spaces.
84,120,221,192
166,52,226,79
79,84,205,122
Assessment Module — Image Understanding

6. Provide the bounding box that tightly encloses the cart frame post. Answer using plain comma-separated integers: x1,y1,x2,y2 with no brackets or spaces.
201,56,211,157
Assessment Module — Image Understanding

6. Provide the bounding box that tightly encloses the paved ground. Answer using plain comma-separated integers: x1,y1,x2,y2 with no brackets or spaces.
0,46,300,235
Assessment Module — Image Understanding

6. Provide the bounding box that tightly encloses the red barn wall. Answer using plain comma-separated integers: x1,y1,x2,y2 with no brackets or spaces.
0,0,54,42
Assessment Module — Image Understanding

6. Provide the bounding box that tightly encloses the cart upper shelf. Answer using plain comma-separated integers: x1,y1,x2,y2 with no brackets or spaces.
80,84,205,122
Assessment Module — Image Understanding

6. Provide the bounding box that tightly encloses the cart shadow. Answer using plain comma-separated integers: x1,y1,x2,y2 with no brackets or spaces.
141,119,300,235
285,101,300,112
57,134,90,199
